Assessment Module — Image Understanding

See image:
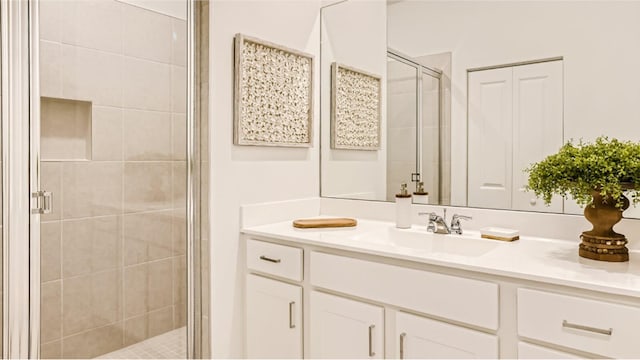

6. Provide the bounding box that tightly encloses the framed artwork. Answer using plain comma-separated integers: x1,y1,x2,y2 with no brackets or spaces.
234,33,314,147
331,62,381,150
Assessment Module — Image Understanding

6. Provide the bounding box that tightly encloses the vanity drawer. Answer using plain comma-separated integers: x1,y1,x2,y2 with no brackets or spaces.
310,251,498,330
517,288,640,358
517,342,581,359
247,239,303,281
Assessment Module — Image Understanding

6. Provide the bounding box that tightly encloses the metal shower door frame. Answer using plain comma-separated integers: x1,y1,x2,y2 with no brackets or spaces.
387,49,443,198
1,0,39,357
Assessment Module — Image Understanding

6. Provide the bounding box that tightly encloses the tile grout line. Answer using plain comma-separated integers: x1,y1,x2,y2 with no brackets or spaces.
45,206,178,224
55,304,176,341
119,5,126,343
41,34,187,68
120,4,126,342
97,326,186,359
58,162,65,356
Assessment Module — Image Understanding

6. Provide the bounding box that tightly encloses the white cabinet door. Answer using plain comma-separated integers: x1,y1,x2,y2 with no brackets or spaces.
246,274,302,359
468,67,513,209
395,311,498,359
310,291,384,359
512,61,563,212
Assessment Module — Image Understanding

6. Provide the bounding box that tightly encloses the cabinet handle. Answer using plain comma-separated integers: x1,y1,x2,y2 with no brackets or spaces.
399,332,406,359
562,320,612,336
368,325,375,357
289,301,296,329
259,255,281,263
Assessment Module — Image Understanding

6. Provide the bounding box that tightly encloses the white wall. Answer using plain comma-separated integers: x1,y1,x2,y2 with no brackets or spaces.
209,1,321,357
320,0,387,200
388,1,640,207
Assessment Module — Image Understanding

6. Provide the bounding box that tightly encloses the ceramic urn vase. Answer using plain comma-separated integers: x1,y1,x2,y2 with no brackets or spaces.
579,190,630,262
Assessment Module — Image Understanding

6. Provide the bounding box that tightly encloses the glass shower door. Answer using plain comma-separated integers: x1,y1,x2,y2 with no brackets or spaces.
421,71,441,204
386,56,418,201
38,1,189,358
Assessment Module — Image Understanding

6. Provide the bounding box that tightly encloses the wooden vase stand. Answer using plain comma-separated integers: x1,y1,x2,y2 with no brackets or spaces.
579,232,628,262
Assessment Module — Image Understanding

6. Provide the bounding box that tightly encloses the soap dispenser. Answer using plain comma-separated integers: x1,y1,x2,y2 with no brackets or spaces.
395,183,412,229
413,181,429,205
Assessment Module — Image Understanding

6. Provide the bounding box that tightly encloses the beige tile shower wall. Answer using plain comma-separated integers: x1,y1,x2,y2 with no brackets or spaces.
39,1,187,358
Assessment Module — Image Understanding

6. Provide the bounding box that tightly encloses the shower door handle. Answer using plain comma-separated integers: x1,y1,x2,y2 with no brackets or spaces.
32,191,52,214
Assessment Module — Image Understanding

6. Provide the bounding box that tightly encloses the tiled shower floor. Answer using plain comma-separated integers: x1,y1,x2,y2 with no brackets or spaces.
97,327,186,359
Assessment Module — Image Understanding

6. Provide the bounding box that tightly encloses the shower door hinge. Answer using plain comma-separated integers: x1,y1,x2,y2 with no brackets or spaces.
31,191,52,214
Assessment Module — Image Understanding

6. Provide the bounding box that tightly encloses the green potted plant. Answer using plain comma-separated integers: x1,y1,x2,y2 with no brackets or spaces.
526,136,640,262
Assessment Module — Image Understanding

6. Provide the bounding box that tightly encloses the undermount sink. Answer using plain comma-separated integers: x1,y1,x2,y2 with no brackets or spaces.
351,226,502,257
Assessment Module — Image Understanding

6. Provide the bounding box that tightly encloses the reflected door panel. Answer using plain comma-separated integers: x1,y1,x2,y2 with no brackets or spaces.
468,61,563,212
468,67,513,209
512,61,563,212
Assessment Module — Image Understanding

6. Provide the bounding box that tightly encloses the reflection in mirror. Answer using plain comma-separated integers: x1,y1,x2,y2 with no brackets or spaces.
467,59,563,212
386,51,450,204
321,0,388,200
386,54,418,201
321,0,451,204
321,0,640,219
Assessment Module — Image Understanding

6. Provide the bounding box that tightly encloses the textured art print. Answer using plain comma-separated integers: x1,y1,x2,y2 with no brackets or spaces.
234,34,314,147
331,63,381,150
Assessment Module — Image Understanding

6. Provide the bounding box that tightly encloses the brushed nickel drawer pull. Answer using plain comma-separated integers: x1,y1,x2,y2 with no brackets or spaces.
399,332,406,359
368,325,375,357
289,301,296,329
259,255,281,263
562,320,612,336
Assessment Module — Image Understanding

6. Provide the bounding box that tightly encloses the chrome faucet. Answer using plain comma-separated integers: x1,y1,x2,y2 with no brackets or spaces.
419,209,450,234
419,210,472,235
429,212,450,234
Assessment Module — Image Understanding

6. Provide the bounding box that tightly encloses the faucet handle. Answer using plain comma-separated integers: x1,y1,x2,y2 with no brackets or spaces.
418,212,438,220
452,214,472,221
418,212,438,232
450,214,472,235
418,212,438,221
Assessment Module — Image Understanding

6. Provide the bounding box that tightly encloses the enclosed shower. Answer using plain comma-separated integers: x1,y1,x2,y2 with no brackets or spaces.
386,50,450,204
0,0,209,358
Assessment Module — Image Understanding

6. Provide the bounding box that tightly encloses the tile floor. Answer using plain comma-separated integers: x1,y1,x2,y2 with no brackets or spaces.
97,327,186,359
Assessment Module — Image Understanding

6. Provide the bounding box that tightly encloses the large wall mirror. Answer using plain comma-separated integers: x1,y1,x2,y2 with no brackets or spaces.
320,0,640,218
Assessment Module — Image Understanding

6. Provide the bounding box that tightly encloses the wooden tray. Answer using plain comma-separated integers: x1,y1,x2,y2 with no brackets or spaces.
481,234,519,242
293,218,357,229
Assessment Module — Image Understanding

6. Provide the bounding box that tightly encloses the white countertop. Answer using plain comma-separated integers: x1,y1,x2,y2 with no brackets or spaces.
242,218,640,299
